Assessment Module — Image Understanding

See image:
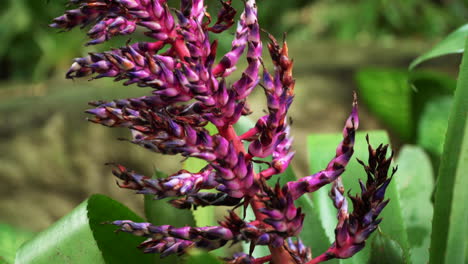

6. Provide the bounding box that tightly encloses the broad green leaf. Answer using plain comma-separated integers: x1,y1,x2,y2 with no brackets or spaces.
184,250,223,264
355,69,414,141
308,131,410,264
429,39,468,264
0,224,34,264
410,24,468,69
144,170,196,264
368,231,405,264
417,96,452,157
396,146,434,264
16,194,151,264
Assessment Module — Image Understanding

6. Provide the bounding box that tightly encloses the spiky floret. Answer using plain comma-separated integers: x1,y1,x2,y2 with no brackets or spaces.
52,0,394,263
306,137,396,264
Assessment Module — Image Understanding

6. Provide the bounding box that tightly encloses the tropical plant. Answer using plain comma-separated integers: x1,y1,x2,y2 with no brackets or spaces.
3,1,467,264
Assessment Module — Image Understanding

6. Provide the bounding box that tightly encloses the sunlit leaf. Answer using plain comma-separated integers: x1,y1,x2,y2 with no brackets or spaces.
308,131,410,264
16,194,151,264
396,146,434,264
429,39,468,264
185,249,223,264
410,24,468,69
0,224,34,264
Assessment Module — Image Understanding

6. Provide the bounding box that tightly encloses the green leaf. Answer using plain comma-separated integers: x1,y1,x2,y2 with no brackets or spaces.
16,194,152,264
396,146,434,264
417,96,452,157
368,231,405,264
355,68,456,144
0,224,34,264
355,69,414,141
184,250,223,264
144,170,196,264
410,24,468,69
429,39,468,264
308,131,410,264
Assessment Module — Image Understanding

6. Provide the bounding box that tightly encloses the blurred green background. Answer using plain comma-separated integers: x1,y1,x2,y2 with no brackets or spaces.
0,0,464,234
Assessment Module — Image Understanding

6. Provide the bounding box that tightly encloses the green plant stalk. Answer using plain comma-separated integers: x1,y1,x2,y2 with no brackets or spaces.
429,39,468,264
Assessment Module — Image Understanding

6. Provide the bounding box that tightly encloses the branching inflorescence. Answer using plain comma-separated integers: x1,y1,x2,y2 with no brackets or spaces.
52,1,395,263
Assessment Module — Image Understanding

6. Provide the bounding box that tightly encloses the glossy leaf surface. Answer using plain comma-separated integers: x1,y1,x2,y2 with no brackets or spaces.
0,224,34,264
16,194,151,264
429,39,468,264
410,24,468,69
396,146,434,264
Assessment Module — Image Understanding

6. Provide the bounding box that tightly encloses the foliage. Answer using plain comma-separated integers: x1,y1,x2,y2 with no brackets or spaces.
15,194,152,264
354,23,468,264
0,0,84,81
7,3,468,264
0,0,309,82
0,224,34,264
285,0,468,41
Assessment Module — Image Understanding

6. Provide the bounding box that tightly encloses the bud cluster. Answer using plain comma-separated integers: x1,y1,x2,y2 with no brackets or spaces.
52,0,395,263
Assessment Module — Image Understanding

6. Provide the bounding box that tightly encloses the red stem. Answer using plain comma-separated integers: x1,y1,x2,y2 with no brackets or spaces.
217,124,296,264
306,253,332,264
253,255,272,264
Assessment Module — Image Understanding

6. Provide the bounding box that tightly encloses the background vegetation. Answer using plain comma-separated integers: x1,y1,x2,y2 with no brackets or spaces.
1,0,467,263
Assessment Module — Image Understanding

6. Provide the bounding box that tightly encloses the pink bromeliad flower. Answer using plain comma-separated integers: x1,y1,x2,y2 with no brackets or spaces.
51,0,395,263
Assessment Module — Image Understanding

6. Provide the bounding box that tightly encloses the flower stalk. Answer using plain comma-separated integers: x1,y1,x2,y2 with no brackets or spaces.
52,0,396,263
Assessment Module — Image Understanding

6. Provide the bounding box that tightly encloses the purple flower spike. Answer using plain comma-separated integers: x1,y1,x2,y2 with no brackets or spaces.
110,164,218,199
286,238,312,264
258,183,304,236
53,0,395,262
287,95,359,200
306,137,395,263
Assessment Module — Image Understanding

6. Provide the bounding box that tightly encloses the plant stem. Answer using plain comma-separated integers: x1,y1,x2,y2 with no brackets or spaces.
306,253,332,264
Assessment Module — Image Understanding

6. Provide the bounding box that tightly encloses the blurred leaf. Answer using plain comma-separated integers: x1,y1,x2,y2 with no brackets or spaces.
396,146,434,264
144,170,196,264
417,96,452,156
409,71,455,160
368,231,405,264
429,39,468,264
185,250,223,264
356,68,456,144
308,131,410,264
0,224,34,264
410,24,468,69
409,70,456,94
355,69,413,141
16,194,152,264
